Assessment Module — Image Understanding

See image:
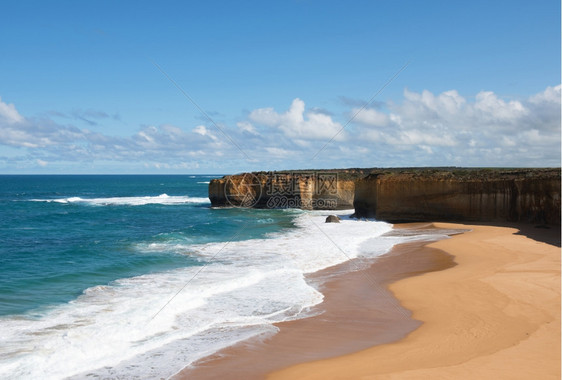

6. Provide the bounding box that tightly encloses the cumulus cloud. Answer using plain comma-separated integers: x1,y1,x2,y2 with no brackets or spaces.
0,85,559,172
248,98,344,141
353,85,561,166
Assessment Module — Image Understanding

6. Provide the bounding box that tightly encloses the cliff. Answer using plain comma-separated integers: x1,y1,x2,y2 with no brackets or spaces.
209,170,363,210
353,169,561,225
209,168,561,225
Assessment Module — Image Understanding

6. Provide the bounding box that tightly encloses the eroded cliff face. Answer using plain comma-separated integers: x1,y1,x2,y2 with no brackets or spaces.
209,171,357,210
353,169,561,225
209,168,561,225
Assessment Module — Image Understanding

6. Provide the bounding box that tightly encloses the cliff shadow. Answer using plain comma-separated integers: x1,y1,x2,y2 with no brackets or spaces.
477,221,561,248
513,223,561,248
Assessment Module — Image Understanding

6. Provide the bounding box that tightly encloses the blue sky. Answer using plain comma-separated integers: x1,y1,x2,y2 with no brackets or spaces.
0,0,560,174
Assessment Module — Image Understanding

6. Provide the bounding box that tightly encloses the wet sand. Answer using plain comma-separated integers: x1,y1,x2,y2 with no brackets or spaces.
174,223,458,379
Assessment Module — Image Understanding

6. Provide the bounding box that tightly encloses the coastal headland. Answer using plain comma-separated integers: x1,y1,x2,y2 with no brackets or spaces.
196,168,561,379
209,167,561,225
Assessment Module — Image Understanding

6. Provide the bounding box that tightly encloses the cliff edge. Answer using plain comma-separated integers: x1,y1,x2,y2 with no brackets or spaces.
209,168,561,225
354,168,561,225
209,170,364,210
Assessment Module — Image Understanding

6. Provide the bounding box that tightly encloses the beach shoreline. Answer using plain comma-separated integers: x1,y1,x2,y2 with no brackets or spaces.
268,222,561,380
173,223,463,379
174,222,560,380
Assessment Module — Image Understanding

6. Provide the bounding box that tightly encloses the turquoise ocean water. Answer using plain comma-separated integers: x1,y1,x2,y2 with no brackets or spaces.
0,175,295,317
0,175,429,379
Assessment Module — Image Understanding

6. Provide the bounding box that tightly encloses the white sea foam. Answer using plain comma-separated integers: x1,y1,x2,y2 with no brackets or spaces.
197,181,211,184
0,210,444,379
31,194,210,206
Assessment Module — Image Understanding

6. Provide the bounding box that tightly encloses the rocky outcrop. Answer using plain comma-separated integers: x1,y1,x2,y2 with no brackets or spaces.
325,215,341,223
209,168,561,225
209,170,363,210
353,169,561,225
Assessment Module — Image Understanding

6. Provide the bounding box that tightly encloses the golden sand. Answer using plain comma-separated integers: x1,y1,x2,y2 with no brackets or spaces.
175,226,454,380
268,223,561,380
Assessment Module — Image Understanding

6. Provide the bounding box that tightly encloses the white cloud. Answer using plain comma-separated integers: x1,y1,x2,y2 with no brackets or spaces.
193,125,208,136
192,125,218,140
237,121,259,135
353,108,389,127
249,98,344,140
403,88,466,116
390,129,457,147
0,116,85,149
472,91,527,123
525,84,561,133
0,97,24,124
264,147,294,157
352,85,561,166
0,85,559,172
529,84,561,105
0,104,230,168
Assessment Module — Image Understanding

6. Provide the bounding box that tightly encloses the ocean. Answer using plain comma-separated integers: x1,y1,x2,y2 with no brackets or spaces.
0,175,443,379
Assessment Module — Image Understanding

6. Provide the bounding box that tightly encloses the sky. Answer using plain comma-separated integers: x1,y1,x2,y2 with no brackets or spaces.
0,0,560,174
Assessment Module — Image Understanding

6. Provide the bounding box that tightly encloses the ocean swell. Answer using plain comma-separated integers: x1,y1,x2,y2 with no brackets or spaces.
30,194,210,206
0,211,412,379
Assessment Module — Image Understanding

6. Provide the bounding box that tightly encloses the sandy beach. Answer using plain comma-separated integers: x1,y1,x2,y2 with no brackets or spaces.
175,222,560,380
268,223,561,380
174,224,458,379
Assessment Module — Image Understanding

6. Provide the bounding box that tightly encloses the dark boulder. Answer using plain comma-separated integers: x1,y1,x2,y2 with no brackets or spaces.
325,215,341,223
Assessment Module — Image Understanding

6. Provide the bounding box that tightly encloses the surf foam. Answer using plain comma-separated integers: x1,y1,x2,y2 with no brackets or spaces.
31,194,210,206
0,210,441,379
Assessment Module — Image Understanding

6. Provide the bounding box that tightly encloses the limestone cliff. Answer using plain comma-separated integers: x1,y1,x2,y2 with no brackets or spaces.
209,170,362,210
353,169,561,225
209,168,561,225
